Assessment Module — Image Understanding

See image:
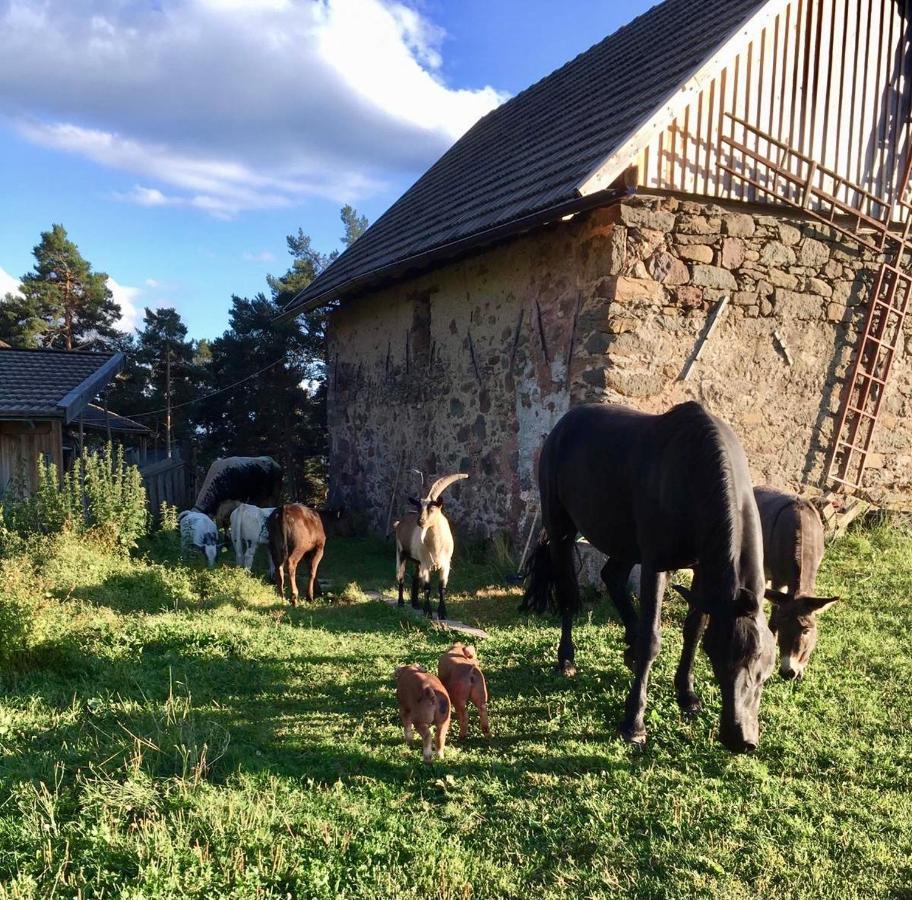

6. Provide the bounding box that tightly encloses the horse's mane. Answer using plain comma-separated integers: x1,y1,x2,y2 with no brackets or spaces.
663,402,739,567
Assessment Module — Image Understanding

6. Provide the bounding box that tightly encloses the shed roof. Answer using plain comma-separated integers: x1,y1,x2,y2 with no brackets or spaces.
77,403,151,436
0,348,124,423
283,0,769,316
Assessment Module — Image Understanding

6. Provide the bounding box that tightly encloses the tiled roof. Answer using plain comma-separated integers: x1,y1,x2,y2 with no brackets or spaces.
284,0,767,314
0,348,124,422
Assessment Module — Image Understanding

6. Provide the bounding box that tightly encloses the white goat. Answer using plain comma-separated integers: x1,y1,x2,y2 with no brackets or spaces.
178,510,219,567
229,503,276,573
394,472,468,620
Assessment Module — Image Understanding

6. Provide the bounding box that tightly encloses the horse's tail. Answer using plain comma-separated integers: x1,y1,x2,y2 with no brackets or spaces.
519,531,582,618
519,532,557,615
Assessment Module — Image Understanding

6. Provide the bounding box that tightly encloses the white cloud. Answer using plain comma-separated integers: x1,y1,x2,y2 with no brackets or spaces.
106,277,143,332
0,266,21,298
0,0,508,218
242,250,276,263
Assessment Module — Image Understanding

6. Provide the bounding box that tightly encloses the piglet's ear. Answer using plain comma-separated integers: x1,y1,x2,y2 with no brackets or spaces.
799,595,840,614
764,588,793,603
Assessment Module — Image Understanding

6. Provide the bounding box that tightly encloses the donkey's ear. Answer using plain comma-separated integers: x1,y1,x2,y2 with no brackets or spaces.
799,595,840,614
764,588,793,603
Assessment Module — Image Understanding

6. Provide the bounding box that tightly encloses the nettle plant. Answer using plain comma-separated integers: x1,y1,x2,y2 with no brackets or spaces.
1,444,149,549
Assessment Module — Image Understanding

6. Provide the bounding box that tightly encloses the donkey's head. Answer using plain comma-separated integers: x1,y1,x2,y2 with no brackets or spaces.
408,472,468,529
766,590,839,680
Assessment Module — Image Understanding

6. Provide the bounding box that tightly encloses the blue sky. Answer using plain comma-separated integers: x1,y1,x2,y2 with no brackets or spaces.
0,0,653,340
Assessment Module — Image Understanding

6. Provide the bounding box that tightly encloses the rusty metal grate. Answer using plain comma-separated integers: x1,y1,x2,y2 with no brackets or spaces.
717,114,912,493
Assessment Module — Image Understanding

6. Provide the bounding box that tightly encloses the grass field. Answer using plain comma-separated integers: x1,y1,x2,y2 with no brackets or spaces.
0,522,910,898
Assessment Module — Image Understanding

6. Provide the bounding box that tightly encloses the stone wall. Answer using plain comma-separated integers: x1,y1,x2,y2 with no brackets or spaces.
326,193,912,541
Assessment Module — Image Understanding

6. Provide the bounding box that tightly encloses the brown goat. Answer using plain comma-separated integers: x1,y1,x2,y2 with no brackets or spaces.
267,503,326,606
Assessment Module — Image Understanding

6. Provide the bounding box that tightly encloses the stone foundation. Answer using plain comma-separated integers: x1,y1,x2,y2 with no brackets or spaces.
326,194,911,541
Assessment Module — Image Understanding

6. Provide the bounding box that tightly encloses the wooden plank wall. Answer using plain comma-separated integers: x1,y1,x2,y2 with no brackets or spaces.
0,420,61,495
637,0,912,211
140,457,191,519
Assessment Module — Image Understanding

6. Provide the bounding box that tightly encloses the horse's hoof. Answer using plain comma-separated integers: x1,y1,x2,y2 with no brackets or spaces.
619,723,647,747
677,694,702,719
557,660,577,677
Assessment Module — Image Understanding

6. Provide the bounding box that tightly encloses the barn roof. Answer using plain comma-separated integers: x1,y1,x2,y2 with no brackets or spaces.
282,0,770,317
0,348,124,424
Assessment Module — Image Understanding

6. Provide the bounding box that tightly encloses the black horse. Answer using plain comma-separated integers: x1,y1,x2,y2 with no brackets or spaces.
522,401,776,753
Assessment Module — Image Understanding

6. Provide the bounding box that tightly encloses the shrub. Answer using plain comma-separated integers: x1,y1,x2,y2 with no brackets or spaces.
0,445,149,550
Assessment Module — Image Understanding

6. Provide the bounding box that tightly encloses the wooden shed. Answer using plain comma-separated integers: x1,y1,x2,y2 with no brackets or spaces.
0,348,124,496
281,0,912,539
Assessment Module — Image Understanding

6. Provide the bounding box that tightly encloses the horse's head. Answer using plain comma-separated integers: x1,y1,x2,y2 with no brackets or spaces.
766,590,839,680
675,584,776,752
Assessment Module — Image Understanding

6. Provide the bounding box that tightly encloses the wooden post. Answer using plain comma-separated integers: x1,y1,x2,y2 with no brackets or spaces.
165,348,172,460
385,449,406,536
680,295,730,381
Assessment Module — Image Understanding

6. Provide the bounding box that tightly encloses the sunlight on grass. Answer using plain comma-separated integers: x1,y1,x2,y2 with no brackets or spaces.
0,523,910,897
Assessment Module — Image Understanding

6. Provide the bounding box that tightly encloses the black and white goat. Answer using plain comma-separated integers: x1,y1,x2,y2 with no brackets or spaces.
178,510,220,567
394,472,468,620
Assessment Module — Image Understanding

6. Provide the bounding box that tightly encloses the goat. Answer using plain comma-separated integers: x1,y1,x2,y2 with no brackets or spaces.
267,503,326,606
230,503,276,573
394,472,468,620
178,510,220,567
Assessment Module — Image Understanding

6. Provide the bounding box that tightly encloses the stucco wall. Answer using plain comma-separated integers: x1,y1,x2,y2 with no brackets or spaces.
326,194,911,541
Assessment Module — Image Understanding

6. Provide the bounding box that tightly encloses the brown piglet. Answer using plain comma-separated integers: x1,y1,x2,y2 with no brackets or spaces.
437,643,490,740
394,664,451,762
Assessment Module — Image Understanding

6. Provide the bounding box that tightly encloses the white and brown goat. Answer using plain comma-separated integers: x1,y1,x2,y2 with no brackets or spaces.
394,472,468,620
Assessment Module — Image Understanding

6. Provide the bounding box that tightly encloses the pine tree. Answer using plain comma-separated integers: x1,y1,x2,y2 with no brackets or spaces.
0,224,121,349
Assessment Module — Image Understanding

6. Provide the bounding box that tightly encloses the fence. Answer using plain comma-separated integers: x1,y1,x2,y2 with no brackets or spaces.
141,456,191,518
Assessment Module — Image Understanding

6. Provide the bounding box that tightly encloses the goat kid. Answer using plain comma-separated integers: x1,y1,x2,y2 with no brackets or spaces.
178,510,220,567
230,503,276,573
394,473,468,620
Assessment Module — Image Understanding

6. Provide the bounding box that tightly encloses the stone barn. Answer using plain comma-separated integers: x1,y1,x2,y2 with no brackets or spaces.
282,0,912,543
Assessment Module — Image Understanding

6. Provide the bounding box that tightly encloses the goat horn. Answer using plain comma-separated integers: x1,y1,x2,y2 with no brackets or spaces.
427,473,468,500
410,468,425,488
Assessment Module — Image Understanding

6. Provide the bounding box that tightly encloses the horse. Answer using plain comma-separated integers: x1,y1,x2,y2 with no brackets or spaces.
522,401,776,753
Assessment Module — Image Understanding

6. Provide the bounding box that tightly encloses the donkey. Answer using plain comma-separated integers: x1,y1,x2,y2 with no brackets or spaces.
754,486,839,680
522,401,776,753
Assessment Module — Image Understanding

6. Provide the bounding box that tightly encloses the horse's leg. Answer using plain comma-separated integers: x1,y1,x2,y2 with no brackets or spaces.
553,536,579,675
674,604,708,717
601,559,637,670
620,564,666,746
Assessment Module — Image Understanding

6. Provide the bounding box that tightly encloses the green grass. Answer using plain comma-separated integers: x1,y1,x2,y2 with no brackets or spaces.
0,523,910,898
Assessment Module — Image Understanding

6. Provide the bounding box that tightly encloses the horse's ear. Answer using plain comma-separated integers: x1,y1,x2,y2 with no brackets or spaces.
799,595,840,614
735,587,760,616
764,588,793,603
